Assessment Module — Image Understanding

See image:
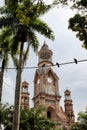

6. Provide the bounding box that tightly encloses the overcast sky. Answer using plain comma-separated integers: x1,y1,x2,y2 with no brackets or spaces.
1,0,87,121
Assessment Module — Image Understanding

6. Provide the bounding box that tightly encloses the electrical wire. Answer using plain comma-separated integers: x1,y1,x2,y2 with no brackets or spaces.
0,58,87,70
3,81,14,90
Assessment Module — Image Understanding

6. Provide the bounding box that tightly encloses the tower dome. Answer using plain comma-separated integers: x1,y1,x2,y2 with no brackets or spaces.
64,89,71,95
64,89,71,100
38,41,53,67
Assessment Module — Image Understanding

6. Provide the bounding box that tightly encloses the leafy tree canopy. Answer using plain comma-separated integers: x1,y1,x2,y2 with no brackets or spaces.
0,103,57,130
53,0,87,12
68,14,87,49
52,0,87,49
71,107,87,130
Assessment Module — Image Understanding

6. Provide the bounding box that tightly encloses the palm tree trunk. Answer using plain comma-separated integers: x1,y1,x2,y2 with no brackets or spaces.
12,42,24,130
0,59,5,103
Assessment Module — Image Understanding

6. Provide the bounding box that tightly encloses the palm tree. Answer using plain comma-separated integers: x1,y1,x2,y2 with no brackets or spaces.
0,104,56,130
0,103,13,130
20,105,56,130
0,0,55,130
0,28,18,103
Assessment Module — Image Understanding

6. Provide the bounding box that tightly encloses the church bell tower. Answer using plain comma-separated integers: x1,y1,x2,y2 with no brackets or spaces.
21,81,29,109
64,89,75,126
33,42,61,121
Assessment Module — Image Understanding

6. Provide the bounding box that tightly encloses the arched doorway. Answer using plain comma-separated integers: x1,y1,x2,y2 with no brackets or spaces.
47,110,51,118
63,126,67,130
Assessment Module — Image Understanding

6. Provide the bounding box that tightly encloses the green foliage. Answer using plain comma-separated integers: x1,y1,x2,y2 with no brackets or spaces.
71,107,87,130
0,0,55,65
68,0,87,50
0,0,54,40
0,104,56,130
71,122,82,130
53,0,87,12
52,0,87,50
68,14,87,49
0,0,55,51
0,103,13,130
0,28,19,68
72,0,87,12
0,27,19,103
20,105,56,130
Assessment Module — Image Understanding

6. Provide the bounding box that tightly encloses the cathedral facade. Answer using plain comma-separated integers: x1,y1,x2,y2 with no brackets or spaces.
21,42,75,130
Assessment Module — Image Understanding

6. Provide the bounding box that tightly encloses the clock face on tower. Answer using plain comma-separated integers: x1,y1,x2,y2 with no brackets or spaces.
47,77,52,83
37,79,40,84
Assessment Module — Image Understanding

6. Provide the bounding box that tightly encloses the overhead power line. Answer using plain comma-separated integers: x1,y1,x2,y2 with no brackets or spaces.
0,58,87,70
3,81,14,90
56,59,86,67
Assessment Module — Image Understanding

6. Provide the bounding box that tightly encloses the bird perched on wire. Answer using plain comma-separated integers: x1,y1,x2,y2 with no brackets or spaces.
74,59,78,64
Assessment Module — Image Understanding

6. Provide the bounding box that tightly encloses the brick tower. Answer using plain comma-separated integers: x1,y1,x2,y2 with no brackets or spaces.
33,42,61,121
64,89,75,129
33,42,75,130
21,81,29,109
